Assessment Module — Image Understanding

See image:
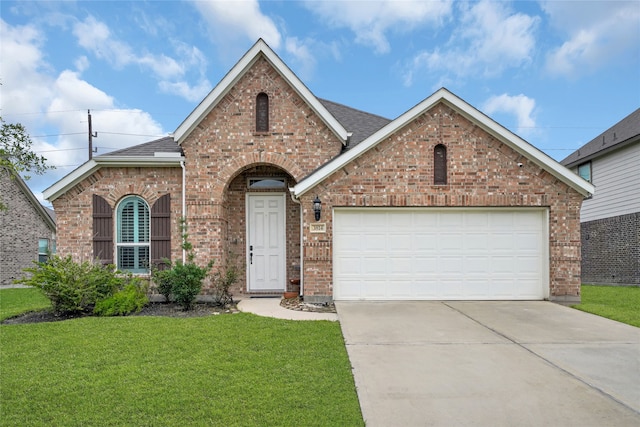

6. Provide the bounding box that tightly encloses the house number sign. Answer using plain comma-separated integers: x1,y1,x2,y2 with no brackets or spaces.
310,223,327,233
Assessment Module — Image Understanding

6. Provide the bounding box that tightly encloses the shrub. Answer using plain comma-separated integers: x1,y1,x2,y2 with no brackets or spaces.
152,262,174,302
169,261,210,310
211,262,238,306
16,256,122,315
149,218,213,310
94,279,149,316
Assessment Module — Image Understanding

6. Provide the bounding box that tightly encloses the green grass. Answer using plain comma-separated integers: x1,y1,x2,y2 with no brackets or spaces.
0,291,363,426
0,288,51,321
572,285,640,327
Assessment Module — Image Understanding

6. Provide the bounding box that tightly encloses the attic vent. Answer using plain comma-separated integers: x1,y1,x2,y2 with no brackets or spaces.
256,93,269,132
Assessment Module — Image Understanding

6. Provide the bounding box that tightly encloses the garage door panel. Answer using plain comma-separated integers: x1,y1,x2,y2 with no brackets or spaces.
440,233,464,250
333,209,546,301
389,233,412,250
414,235,438,250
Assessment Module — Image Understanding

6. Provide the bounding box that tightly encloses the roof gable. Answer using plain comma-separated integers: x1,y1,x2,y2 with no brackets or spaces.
43,137,184,202
2,168,56,231
173,39,348,145
294,88,595,197
561,108,640,168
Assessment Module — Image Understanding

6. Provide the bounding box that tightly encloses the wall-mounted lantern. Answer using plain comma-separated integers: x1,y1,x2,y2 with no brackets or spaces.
313,196,322,221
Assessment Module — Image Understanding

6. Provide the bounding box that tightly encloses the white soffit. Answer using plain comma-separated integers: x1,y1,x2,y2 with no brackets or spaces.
173,39,348,146
294,88,595,197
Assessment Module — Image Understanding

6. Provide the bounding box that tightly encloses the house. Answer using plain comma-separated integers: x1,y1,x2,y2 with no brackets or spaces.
43,39,594,303
0,168,57,285
561,109,639,286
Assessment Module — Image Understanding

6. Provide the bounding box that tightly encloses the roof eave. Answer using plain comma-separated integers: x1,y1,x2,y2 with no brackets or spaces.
11,170,56,230
563,135,640,169
294,88,595,198
174,39,348,146
43,156,184,202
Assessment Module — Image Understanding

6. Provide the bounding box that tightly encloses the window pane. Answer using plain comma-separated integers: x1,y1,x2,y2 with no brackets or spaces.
578,163,591,182
117,196,150,273
118,246,149,273
38,239,49,254
248,178,286,189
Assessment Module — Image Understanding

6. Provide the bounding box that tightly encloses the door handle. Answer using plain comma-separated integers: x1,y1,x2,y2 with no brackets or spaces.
249,245,253,265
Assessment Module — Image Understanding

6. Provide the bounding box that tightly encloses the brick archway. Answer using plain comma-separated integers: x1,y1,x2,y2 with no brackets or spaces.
212,152,305,200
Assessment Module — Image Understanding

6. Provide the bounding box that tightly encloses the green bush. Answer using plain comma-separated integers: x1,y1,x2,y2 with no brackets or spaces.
16,256,122,315
94,279,149,316
169,261,210,310
152,262,174,302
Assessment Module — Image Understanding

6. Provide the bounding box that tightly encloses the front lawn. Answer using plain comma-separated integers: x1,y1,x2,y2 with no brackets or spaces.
0,287,50,321
572,285,640,327
0,290,363,426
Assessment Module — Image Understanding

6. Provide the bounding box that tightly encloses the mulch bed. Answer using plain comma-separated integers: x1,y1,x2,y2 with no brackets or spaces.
2,302,238,325
3,297,335,325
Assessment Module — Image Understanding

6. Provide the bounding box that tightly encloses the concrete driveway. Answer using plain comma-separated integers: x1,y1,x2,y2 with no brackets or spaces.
336,301,640,427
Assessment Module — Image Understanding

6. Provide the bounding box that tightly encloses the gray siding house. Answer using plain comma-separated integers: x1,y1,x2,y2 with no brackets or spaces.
0,169,56,285
561,108,640,286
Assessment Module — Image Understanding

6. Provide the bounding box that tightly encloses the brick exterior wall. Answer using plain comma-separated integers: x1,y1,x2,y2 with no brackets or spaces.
300,104,584,302
0,172,55,285
179,56,342,295
51,167,183,273
50,58,586,302
581,212,639,286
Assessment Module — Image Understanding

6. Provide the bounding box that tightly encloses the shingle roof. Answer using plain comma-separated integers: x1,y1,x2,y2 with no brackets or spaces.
96,101,390,158
561,108,640,167
319,99,391,147
98,136,182,157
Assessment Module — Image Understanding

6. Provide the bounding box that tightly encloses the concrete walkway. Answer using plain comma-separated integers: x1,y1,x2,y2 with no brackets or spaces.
336,301,640,427
237,297,338,321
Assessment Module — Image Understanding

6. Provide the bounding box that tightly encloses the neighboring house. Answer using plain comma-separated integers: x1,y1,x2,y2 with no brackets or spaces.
561,109,640,286
43,39,594,303
0,169,57,285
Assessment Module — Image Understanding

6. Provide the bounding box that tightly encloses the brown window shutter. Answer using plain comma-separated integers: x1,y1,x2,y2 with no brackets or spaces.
151,194,171,269
92,194,113,265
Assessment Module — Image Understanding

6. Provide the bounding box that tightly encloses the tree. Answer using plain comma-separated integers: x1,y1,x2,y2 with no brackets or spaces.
0,116,53,210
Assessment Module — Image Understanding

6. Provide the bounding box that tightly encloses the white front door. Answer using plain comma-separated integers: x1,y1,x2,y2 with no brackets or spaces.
247,194,286,292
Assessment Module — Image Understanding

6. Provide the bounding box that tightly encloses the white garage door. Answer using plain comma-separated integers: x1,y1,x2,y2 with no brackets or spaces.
333,208,548,300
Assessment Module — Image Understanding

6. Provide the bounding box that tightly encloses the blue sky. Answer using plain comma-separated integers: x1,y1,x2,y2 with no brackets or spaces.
2,0,639,206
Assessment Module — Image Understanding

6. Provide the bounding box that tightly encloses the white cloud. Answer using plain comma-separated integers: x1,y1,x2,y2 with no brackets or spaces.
71,15,210,101
541,1,640,77
0,19,53,115
482,93,536,134
190,0,282,50
284,37,317,80
1,19,165,203
402,0,539,86
303,0,453,54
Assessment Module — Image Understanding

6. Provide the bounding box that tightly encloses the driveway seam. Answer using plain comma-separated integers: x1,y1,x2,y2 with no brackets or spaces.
442,302,640,416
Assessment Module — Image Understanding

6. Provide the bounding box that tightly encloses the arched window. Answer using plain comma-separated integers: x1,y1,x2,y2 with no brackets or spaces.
434,144,447,185
256,92,269,132
116,196,150,273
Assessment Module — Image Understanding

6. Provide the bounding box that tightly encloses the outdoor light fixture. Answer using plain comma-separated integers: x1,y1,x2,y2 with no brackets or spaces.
313,196,322,221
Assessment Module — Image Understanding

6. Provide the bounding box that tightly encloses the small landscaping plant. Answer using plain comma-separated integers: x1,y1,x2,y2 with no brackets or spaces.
151,218,213,310
16,256,149,316
211,257,238,306
16,256,125,315
94,279,149,316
